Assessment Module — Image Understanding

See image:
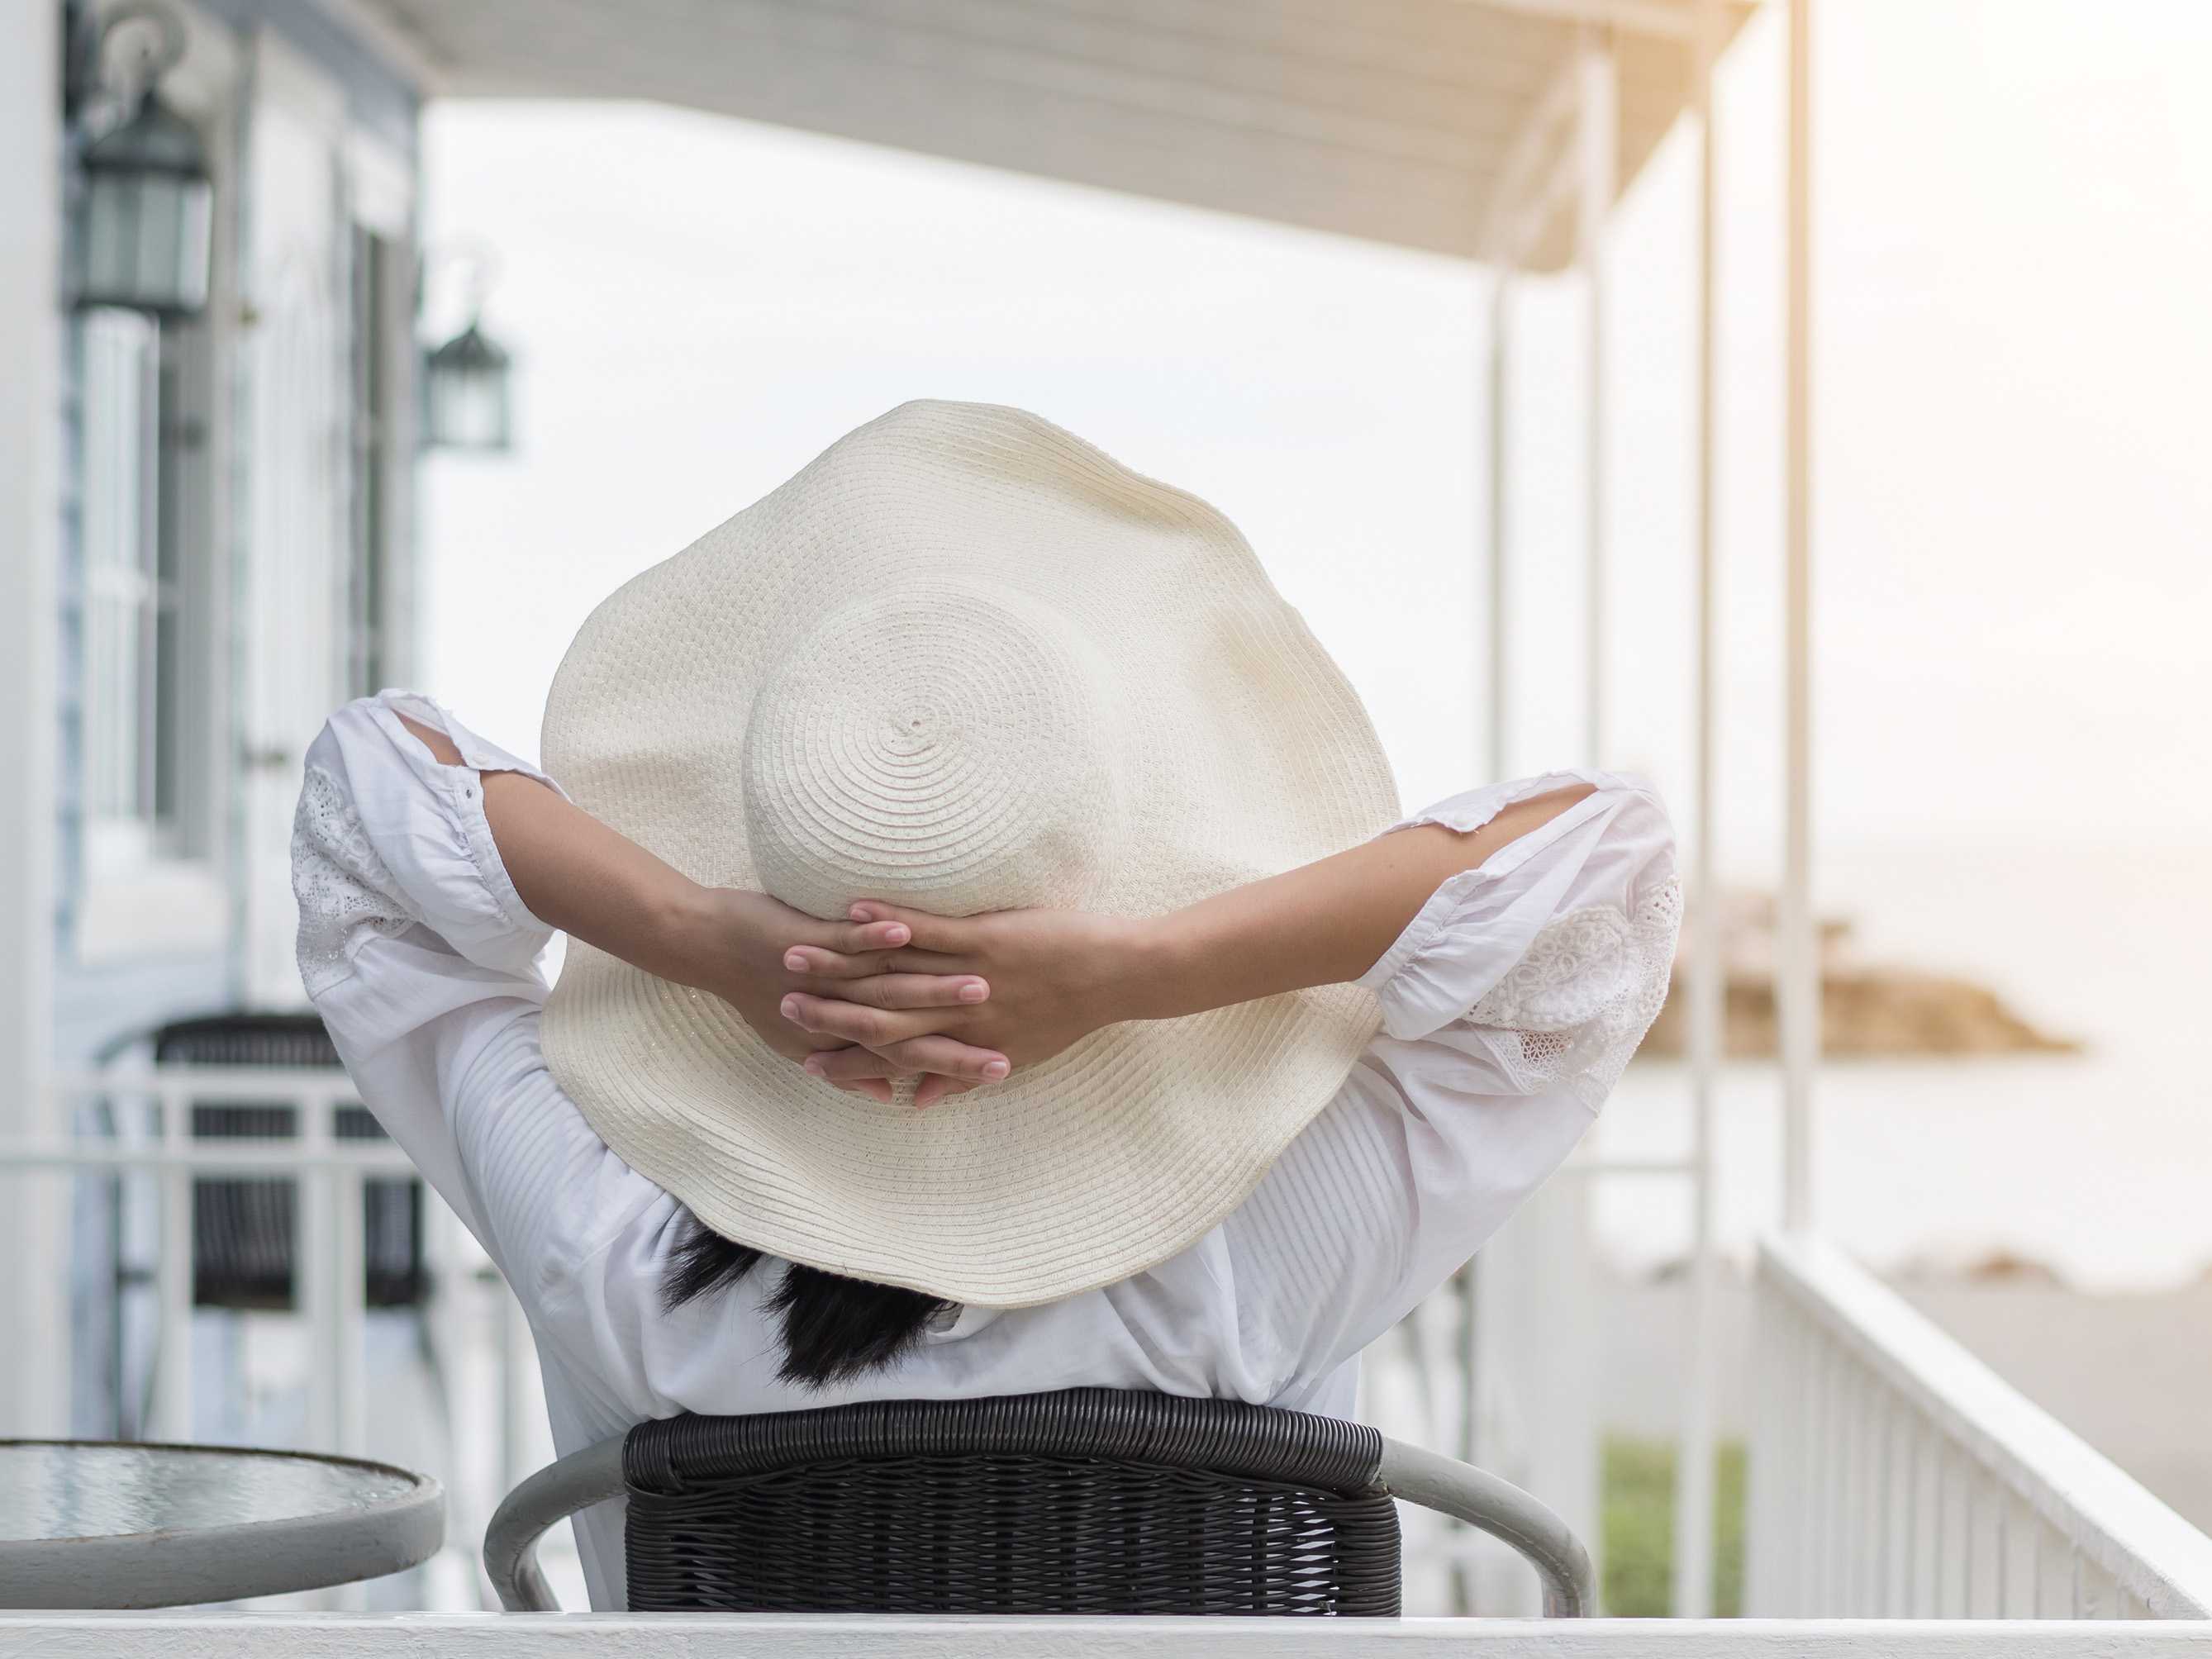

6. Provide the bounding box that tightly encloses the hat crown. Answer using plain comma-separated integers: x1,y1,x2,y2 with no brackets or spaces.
742,581,1125,920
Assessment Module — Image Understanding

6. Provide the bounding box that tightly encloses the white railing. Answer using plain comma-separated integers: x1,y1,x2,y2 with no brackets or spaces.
45,1067,416,1453
11,1067,540,1607
18,1070,2212,1638
1748,1233,2212,1619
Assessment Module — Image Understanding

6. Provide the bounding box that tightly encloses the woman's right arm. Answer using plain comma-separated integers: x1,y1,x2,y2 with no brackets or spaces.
295,692,997,1227
293,692,574,1234
389,711,1005,1096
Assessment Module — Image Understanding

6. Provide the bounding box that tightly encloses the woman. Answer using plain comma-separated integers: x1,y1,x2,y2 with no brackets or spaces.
294,402,1677,1607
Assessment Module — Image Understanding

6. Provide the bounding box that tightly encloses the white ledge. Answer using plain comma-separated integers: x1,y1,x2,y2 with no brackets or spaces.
5,1616,2212,1657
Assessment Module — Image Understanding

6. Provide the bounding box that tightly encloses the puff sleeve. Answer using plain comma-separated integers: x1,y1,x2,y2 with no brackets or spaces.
290,692,568,1237
1225,771,1680,1395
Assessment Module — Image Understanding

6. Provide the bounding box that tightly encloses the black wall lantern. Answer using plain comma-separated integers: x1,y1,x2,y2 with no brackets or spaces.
422,316,514,453
421,245,515,453
69,5,215,321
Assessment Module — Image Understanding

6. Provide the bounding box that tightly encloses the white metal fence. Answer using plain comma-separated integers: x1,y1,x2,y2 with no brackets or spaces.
1747,1233,2212,1619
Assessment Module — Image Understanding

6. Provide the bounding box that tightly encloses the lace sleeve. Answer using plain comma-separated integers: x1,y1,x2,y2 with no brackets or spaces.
1354,775,1680,1102
292,692,564,1006
293,763,417,996
1467,876,1682,1109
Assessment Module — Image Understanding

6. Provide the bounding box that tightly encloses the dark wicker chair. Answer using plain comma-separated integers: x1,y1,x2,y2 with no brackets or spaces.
484,1388,1591,1618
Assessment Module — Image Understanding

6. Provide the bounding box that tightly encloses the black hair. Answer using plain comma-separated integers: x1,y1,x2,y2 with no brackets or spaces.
659,1213,954,1389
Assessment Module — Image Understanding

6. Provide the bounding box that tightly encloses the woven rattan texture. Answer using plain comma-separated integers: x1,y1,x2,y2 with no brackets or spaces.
622,1390,1401,1616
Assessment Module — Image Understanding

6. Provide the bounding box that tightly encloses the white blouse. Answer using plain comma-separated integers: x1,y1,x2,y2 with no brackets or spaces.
293,691,1681,1608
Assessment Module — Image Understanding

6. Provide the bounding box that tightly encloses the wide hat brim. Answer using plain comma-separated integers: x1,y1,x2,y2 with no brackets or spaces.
540,401,1400,1308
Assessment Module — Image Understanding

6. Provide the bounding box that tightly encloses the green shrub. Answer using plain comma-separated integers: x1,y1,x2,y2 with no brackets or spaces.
1600,1435,1746,1616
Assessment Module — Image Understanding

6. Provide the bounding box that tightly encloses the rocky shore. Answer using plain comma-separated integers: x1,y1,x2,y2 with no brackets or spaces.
1639,891,2077,1059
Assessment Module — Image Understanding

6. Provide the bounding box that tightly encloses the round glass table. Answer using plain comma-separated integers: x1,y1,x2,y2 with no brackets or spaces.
0,1441,444,1608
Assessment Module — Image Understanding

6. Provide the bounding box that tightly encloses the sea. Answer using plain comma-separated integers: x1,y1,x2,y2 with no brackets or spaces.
1589,834,2212,1291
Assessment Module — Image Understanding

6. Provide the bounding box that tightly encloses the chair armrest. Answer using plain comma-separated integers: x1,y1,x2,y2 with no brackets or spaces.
1376,1437,1595,1617
483,1435,626,1611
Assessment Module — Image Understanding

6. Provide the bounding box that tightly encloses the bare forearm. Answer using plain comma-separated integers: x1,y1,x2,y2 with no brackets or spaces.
395,713,712,983
1119,784,1594,1022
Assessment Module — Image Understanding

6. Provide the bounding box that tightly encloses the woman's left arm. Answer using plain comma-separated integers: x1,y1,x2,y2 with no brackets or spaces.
780,777,1627,1105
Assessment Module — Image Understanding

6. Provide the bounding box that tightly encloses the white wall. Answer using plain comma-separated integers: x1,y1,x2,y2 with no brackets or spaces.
0,0,66,1436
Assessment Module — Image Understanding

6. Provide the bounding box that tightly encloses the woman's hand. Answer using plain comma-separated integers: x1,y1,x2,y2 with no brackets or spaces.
663,889,1011,1104
778,902,1154,1108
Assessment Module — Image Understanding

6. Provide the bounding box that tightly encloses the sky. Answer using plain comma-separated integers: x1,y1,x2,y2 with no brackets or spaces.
419,0,2212,872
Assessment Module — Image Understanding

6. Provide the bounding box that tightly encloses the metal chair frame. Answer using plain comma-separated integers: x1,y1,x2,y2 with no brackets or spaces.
484,1392,1592,1618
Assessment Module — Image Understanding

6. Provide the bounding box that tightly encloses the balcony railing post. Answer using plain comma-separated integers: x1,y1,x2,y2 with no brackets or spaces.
1904,1413,1923,1616
302,1086,339,1456
1938,1443,1957,1616
1802,1337,1820,1613
1744,1277,1777,1613
332,1166,369,1457
1877,1391,1896,1614
153,1077,193,1443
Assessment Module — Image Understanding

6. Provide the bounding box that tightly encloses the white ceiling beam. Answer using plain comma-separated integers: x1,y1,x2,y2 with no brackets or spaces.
351,0,1734,268
1479,53,1581,259
1457,0,1698,41
427,0,1495,171
1491,129,1585,267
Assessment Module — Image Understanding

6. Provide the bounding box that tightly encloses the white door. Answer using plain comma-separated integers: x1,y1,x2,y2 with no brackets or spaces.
240,35,350,1006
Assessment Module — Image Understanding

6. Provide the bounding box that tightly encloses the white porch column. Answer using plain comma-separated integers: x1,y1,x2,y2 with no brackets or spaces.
1671,0,1727,1620
1779,0,1819,1236
1748,0,1817,1611
1578,24,1617,764
1486,272,1511,783
0,0,67,1437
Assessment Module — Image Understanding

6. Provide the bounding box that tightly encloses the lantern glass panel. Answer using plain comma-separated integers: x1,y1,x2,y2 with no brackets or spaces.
83,167,213,316
426,351,512,451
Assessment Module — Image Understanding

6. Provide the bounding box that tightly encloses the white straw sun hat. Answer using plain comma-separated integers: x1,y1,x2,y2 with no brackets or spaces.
540,401,1400,1308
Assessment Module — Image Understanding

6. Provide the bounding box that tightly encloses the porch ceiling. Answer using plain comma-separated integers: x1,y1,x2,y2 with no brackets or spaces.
346,0,1752,269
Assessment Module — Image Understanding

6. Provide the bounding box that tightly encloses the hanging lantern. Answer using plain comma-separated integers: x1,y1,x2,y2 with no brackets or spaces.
72,8,214,320
421,317,514,452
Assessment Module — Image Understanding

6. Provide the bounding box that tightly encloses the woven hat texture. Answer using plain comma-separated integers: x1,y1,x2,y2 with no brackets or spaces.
540,401,1399,1307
